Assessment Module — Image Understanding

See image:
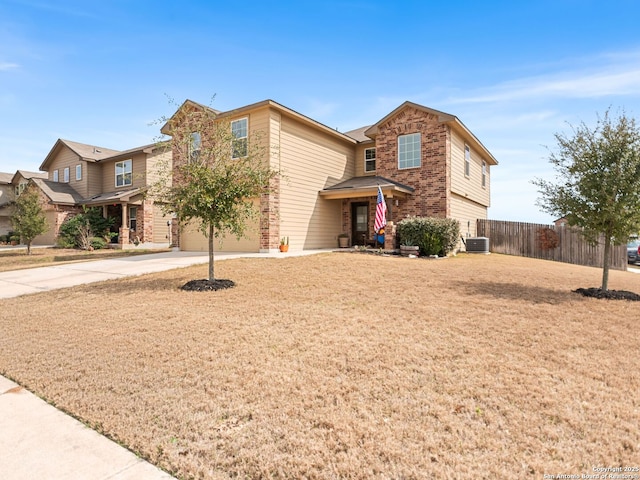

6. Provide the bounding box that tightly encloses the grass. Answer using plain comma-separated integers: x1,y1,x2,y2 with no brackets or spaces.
0,247,170,272
1,252,639,479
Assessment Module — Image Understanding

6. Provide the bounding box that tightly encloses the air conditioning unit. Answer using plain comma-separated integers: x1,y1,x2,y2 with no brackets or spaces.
466,237,490,254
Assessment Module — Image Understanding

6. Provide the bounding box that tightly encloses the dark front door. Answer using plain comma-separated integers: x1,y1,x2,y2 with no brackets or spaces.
351,202,369,246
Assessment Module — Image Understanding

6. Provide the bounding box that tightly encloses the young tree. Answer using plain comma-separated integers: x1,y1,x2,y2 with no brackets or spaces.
11,185,47,255
154,99,279,288
533,109,640,291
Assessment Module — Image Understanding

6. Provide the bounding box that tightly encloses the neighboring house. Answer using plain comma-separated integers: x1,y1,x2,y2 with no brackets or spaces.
0,170,48,237
164,99,498,252
23,139,173,246
0,172,15,236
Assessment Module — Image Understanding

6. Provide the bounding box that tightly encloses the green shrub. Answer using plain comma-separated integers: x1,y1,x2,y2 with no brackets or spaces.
58,208,115,249
89,237,107,250
397,217,460,256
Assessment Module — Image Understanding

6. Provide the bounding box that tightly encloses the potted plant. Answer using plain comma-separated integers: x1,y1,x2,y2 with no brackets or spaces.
9,234,20,246
338,232,349,248
279,236,289,252
400,237,419,257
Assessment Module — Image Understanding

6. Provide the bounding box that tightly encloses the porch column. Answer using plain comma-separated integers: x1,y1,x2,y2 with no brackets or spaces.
119,202,129,245
102,205,108,218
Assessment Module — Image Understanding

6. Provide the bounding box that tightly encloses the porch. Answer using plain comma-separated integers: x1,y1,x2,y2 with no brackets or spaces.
319,176,414,250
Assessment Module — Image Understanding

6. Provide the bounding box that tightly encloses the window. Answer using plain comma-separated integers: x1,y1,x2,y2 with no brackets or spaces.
189,132,201,162
53,170,59,182
76,164,82,181
129,207,137,231
464,145,471,177
115,160,132,187
231,118,248,158
365,147,376,172
398,133,421,169
14,183,26,196
482,161,487,187
63,167,70,183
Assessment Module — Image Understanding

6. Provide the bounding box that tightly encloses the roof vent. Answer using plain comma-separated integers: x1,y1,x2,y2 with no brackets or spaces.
466,237,490,254
93,147,101,154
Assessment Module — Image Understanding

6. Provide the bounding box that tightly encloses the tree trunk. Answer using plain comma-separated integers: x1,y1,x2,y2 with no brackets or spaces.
27,240,32,255
601,234,611,291
208,223,215,281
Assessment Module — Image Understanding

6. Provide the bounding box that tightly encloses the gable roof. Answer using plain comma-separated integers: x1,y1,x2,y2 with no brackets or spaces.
161,99,357,145
39,139,121,170
364,101,498,165
0,172,14,184
343,125,374,143
12,170,48,184
31,178,85,205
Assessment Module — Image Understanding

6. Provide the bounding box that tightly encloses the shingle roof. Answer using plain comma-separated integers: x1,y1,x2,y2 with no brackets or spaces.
343,126,373,143
60,139,121,161
0,172,13,184
82,188,143,205
323,175,414,193
31,178,84,205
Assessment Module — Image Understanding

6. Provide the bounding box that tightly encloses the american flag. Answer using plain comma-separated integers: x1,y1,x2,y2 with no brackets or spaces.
374,186,387,233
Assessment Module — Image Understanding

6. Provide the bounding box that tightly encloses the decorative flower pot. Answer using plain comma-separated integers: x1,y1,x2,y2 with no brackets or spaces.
400,245,419,257
279,245,289,252
338,237,349,248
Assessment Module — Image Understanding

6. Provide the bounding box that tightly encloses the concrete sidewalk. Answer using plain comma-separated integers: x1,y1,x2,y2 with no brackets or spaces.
0,248,333,479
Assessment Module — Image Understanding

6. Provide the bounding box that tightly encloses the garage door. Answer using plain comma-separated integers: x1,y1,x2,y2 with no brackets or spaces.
180,220,260,252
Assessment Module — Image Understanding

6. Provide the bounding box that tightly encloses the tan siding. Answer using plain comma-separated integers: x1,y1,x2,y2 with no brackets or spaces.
86,162,102,197
152,204,172,243
450,130,490,207
101,153,147,192
145,149,171,188
46,146,88,197
279,115,355,249
450,192,488,239
354,141,376,177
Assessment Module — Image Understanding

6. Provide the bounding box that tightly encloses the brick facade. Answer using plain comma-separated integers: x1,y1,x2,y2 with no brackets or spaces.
260,176,280,251
375,107,450,221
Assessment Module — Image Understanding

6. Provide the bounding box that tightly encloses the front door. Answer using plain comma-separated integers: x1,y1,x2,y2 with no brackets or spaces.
351,202,369,246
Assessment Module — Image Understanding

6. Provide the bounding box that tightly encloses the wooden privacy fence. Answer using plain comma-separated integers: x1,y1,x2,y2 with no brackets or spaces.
477,219,627,271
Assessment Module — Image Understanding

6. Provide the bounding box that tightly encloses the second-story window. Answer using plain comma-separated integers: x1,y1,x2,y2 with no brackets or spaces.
53,170,59,182
63,167,70,183
116,160,132,187
231,118,248,159
465,144,471,177
365,147,376,172
76,164,82,181
398,133,421,169
482,161,487,187
189,132,201,162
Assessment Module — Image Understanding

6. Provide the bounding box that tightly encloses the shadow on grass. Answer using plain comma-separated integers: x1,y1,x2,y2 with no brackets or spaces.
456,280,576,304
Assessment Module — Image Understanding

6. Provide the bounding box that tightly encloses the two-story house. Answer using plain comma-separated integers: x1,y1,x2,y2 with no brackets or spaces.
0,170,48,238
165,99,498,252
27,139,173,246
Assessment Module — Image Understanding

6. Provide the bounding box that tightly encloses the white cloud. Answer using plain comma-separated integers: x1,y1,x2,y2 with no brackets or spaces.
0,62,19,71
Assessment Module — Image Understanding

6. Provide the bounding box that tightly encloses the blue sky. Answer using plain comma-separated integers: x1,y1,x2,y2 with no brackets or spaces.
2,0,640,223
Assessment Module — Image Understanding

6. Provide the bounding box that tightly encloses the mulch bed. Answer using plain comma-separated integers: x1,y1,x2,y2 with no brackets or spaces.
180,279,236,291
573,287,640,301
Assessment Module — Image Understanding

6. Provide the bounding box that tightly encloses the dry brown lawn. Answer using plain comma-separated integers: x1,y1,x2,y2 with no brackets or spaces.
1,253,639,479
0,247,169,272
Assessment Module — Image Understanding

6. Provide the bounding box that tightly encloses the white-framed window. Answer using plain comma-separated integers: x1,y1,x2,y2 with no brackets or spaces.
189,132,201,162
63,167,70,183
14,183,26,196
115,159,132,187
482,161,487,187
398,133,421,169
365,147,376,172
464,144,471,177
53,170,59,182
129,207,137,231
76,164,82,181
231,117,248,159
